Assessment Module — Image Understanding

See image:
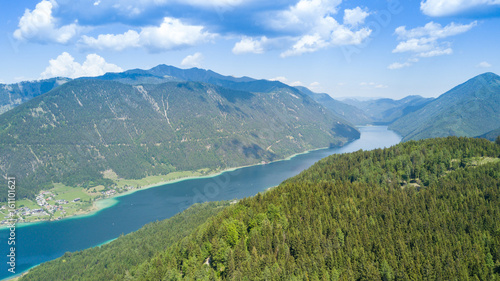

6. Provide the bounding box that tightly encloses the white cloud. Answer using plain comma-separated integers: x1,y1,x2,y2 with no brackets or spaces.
80,17,216,52
392,21,476,62
343,7,370,27
388,62,411,69
418,48,453,57
395,21,477,40
132,0,249,9
290,81,304,87
421,0,500,17
81,30,141,51
281,33,327,57
265,0,371,57
40,52,123,79
181,52,204,68
232,36,268,54
13,0,80,44
309,81,321,91
477,61,492,68
269,76,288,83
360,82,388,88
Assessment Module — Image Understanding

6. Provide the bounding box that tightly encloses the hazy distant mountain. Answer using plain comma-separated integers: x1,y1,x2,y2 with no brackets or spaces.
0,65,297,116
0,78,70,114
476,127,500,141
390,72,500,141
90,64,288,94
343,95,434,125
294,86,371,125
0,79,359,200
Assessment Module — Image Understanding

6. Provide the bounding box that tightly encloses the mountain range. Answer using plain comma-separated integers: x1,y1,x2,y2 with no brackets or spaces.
0,74,358,201
342,95,434,125
294,86,372,125
390,72,500,141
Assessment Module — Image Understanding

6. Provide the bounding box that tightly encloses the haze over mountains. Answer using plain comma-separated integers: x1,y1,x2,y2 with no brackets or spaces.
2,66,498,143
1,66,499,200
390,72,500,141
0,68,359,200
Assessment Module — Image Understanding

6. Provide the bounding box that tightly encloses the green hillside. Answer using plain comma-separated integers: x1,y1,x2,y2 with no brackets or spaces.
0,78,70,114
342,95,434,125
20,201,229,281
294,86,371,125
21,137,500,280
390,72,500,141
476,127,500,142
0,79,358,200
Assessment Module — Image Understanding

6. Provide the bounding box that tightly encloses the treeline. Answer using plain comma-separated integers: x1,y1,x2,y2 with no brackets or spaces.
21,137,500,280
20,201,228,281
0,79,356,201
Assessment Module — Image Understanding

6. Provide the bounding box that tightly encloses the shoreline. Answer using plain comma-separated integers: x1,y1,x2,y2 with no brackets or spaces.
2,144,335,230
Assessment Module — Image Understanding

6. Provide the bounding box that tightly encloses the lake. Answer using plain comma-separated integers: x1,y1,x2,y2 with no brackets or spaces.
0,126,400,280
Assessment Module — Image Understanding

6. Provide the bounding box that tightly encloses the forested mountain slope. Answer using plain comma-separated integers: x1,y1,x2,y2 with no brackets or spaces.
390,72,500,141
20,201,229,281
0,79,358,200
342,95,434,125
21,137,500,280
0,78,70,114
476,127,500,142
295,86,371,125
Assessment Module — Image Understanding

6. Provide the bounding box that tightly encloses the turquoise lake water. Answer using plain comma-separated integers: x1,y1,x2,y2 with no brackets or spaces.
0,126,400,280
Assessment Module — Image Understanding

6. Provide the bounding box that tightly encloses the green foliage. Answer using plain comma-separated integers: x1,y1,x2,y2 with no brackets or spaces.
0,78,69,114
0,79,358,201
23,137,500,280
295,86,372,125
20,201,228,281
390,72,500,141
342,95,434,125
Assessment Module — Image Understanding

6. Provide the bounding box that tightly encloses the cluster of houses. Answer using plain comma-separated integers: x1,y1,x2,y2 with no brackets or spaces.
0,191,74,225
102,189,116,196
1,185,136,225
0,206,52,224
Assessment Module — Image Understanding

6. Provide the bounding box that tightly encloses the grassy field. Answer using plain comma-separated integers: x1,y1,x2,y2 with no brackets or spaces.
1,168,215,224
114,169,212,189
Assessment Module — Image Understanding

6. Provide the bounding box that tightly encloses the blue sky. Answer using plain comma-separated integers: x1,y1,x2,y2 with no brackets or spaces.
1,0,499,99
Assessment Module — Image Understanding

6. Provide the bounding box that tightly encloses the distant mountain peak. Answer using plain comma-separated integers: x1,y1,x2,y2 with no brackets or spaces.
389,72,500,141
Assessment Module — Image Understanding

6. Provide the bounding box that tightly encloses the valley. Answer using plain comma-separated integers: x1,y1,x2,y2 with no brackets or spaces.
2,1,500,280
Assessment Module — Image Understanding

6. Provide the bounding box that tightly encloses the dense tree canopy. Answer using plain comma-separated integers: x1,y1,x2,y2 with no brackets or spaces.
22,137,500,280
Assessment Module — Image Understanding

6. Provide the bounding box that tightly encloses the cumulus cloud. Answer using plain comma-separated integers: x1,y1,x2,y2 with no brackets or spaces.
290,81,305,87
269,76,288,83
392,21,476,63
80,17,216,52
181,52,204,68
343,7,370,27
13,0,81,44
40,52,123,79
477,61,492,68
421,0,500,17
264,0,371,57
123,0,249,10
232,36,268,54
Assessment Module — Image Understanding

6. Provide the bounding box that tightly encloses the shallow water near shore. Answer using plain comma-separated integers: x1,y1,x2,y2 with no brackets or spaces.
0,126,400,280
